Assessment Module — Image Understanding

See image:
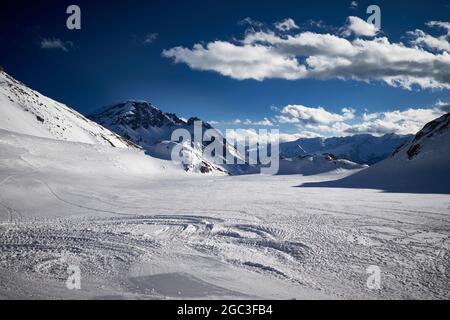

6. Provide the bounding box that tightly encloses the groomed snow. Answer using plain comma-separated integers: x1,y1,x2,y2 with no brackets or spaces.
0,129,449,299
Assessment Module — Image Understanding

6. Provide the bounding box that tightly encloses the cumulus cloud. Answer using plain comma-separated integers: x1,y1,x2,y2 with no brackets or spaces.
427,21,450,35
340,108,444,136
342,16,379,37
162,17,450,90
408,21,450,54
275,104,446,137
243,118,274,126
409,32,450,54
212,103,447,140
277,105,355,125
40,38,73,52
275,18,299,32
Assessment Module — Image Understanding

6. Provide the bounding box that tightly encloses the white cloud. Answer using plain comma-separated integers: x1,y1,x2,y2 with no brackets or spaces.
163,41,306,81
278,105,446,137
212,118,274,126
275,18,299,32
340,108,444,136
350,1,358,9
277,105,355,125
40,38,73,52
342,107,356,120
342,16,379,37
162,17,450,90
408,29,450,53
212,103,448,139
243,118,274,126
144,33,158,44
427,21,450,35
225,128,302,144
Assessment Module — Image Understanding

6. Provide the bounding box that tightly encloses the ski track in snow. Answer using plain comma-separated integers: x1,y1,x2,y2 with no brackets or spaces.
0,130,449,299
0,183,449,299
1,71,449,300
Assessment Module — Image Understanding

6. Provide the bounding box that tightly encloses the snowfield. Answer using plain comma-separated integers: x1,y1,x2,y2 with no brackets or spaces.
0,129,449,300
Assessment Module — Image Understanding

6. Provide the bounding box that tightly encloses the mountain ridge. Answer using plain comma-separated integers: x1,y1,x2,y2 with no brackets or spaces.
88,100,249,175
0,71,136,149
300,112,450,194
279,133,413,165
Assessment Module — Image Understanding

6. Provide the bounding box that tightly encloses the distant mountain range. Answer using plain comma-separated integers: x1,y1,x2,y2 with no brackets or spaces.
0,70,429,177
301,112,450,193
279,134,413,165
88,100,251,175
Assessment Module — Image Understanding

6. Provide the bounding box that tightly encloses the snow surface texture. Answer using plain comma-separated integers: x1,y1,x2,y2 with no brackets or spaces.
280,134,412,165
303,113,450,194
0,71,448,299
0,71,136,148
0,129,449,299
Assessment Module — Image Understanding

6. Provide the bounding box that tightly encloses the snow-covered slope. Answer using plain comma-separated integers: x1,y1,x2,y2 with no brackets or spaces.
0,128,183,179
89,100,250,175
278,154,368,176
280,133,412,165
1,127,449,299
0,71,136,148
301,113,450,193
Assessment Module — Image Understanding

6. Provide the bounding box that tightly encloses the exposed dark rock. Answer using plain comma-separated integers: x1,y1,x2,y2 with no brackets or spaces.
407,144,421,160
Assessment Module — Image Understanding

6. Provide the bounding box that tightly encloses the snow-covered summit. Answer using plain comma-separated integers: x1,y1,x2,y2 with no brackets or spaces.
89,100,217,146
392,112,450,161
89,100,250,175
89,100,186,132
0,71,135,148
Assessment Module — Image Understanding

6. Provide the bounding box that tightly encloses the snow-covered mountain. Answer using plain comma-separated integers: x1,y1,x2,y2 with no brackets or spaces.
89,100,251,175
0,71,136,148
278,154,368,176
280,134,412,165
0,71,231,175
301,113,450,193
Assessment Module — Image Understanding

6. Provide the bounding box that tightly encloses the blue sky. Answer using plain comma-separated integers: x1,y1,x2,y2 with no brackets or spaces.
1,0,449,140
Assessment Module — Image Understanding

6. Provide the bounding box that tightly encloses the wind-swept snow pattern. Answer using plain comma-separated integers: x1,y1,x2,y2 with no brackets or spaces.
0,71,449,299
0,128,449,299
